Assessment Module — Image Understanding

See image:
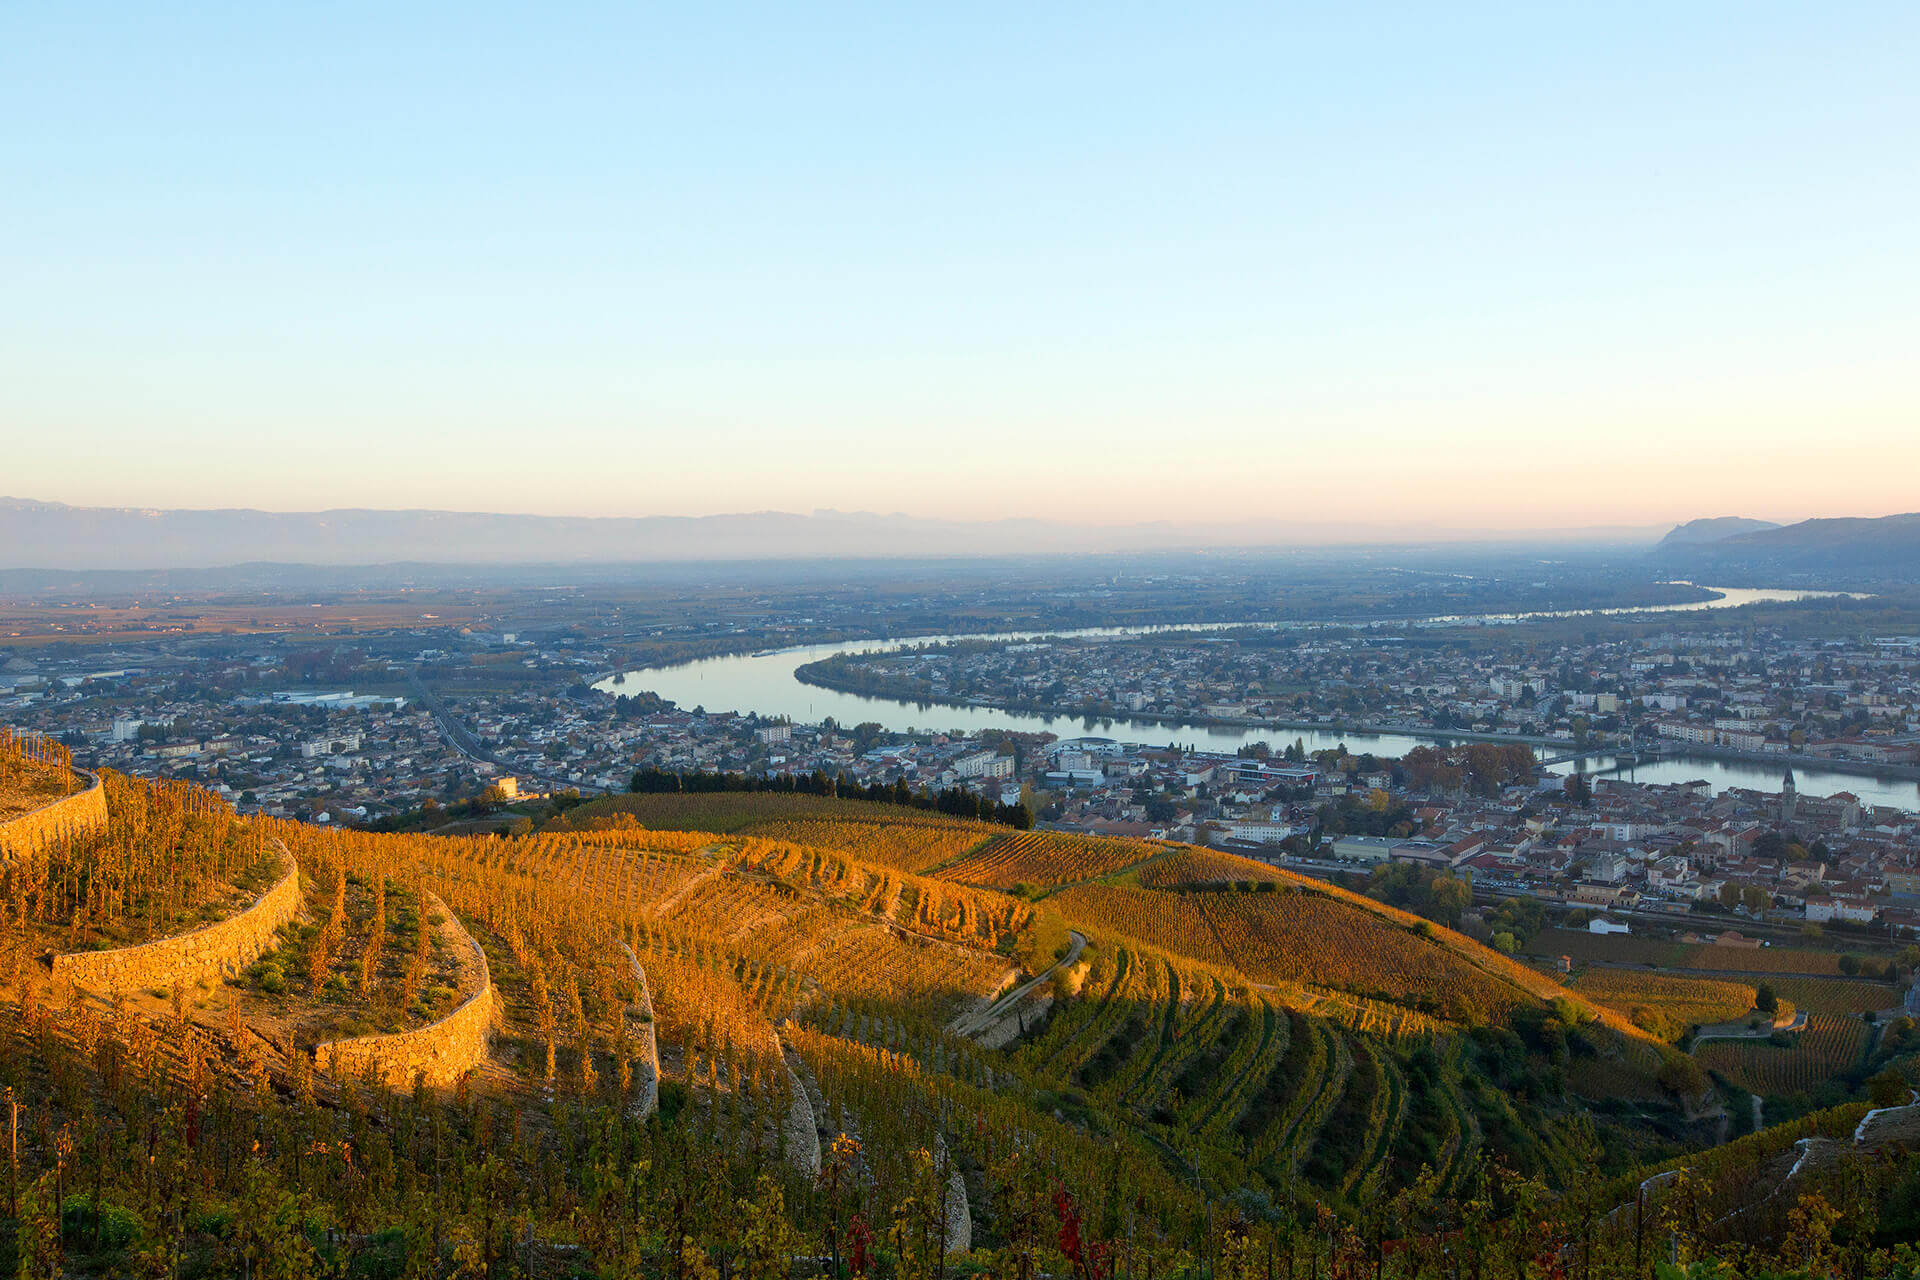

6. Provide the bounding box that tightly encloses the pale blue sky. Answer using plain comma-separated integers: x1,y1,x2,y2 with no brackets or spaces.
4,4,1916,529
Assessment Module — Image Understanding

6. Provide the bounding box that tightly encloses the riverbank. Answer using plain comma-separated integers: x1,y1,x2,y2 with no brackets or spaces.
1641,744,1920,784
599,585,1917,808
794,660,1574,748
793,662,1920,795
608,578,1809,690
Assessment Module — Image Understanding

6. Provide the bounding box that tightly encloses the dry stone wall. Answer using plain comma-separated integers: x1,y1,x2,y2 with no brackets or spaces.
53,842,300,994
317,893,496,1090
0,769,108,861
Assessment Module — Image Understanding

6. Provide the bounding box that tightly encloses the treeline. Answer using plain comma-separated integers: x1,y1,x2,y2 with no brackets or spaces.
629,767,1034,828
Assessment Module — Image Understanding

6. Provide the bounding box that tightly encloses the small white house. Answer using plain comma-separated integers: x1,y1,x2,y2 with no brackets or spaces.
1588,916,1632,936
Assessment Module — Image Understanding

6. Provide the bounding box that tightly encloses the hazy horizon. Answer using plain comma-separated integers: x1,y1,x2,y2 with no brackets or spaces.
4,492,1914,535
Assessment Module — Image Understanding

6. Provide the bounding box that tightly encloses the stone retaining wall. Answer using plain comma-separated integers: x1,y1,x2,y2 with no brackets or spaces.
53,842,300,994
0,769,108,861
317,893,496,1090
1856,1100,1920,1151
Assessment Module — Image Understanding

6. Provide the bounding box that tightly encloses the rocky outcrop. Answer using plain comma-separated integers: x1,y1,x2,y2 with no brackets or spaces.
782,1051,821,1176
945,1168,972,1255
53,841,299,994
933,1134,972,1254
0,769,107,861
620,943,661,1118
317,893,496,1090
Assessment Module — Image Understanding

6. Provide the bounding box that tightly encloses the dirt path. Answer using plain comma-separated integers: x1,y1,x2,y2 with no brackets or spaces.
948,930,1086,1041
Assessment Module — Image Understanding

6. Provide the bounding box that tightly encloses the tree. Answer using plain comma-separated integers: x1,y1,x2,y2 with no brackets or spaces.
1754,984,1777,1013
1657,1057,1709,1098
1869,1066,1910,1107
1426,875,1472,928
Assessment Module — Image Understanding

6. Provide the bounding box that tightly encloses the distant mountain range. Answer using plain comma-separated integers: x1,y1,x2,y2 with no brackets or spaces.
0,497,1662,571
9,496,1915,579
1653,512,1920,578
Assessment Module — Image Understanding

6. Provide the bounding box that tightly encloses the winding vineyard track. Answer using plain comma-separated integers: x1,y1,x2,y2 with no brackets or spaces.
949,929,1087,1040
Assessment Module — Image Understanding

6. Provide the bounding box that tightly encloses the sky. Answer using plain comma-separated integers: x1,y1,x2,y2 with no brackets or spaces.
3,3,1917,533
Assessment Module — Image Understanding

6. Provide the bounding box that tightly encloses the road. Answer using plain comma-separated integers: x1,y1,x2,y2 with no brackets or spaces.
406,673,491,763
406,671,597,797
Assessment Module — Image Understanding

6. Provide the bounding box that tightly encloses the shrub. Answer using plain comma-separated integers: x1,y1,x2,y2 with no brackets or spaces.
61,1196,141,1250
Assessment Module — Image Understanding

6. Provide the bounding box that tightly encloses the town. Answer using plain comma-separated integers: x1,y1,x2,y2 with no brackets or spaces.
800,625,1920,766
7,602,1920,950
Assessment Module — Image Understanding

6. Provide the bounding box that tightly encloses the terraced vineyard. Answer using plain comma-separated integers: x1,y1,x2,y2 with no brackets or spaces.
1138,845,1295,888
738,814,1000,873
0,755,1746,1273
1050,882,1540,1025
1569,968,1757,1041
4,770,279,950
1695,1013,1873,1096
561,790,1002,870
984,928,1526,1204
938,829,1158,889
0,726,75,820
1764,975,1903,1014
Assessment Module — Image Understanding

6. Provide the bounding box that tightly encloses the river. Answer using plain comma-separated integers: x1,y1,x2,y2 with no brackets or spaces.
596,584,1915,808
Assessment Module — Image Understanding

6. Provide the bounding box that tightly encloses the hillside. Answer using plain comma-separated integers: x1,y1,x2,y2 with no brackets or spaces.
1654,516,1781,547
1653,510,1920,578
0,752,1915,1275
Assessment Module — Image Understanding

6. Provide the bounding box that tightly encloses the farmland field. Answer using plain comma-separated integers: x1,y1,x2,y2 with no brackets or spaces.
1529,931,1686,968
1533,928,1849,976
